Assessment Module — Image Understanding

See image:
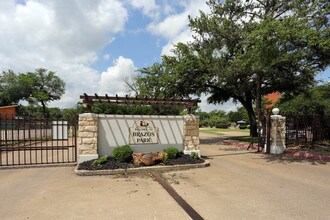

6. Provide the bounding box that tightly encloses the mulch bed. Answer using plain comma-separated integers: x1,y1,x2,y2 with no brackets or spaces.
77,154,205,171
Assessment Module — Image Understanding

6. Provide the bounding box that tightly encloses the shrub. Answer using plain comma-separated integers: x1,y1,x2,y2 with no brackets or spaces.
111,145,133,162
200,120,210,128
92,156,108,166
162,154,169,165
164,147,180,159
190,152,199,159
215,123,230,129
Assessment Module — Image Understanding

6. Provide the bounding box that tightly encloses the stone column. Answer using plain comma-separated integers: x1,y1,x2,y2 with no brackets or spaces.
183,114,201,157
77,113,99,163
270,108,286,154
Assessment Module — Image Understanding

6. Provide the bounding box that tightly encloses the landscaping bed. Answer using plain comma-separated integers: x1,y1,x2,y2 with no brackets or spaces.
77,154,205,171
286,144,330,156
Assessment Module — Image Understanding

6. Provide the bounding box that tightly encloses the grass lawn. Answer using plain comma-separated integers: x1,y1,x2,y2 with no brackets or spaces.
199,128,250,136
199,128,225,136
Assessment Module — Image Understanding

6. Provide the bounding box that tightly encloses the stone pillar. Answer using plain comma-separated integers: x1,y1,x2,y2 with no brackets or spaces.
77,113,99,163
270,108,286,154
183,114,201,157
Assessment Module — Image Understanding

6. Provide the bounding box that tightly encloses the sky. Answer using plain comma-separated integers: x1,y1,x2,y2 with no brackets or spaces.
0,0,329,112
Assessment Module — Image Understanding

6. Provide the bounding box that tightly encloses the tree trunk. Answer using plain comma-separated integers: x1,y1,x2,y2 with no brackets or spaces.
41,101,48,118
244,102,258,137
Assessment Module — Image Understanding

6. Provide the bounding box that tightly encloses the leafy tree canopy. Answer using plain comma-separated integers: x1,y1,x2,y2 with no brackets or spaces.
134,0,329,135
277,82,330,115
0,68,65,118
0,70,28,106
228,106,249,123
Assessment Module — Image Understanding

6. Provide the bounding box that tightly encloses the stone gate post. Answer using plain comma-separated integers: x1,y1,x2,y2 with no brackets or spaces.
77,113,99,163
270,108,286,154
183,114,201,157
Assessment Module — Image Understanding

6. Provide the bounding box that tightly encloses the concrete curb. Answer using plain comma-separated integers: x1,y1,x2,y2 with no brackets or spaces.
74,160,210,176
0,163,77,170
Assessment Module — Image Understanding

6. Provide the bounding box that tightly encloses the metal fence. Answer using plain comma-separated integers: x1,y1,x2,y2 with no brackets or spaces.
0,114,77,166
285,115,330,146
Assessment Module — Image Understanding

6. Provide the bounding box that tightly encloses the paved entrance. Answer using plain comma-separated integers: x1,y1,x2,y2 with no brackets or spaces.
1,134,330,219
0,167,190,220
163,141,330,220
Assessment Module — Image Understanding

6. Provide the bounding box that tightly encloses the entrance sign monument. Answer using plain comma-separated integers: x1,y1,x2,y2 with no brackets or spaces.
77,94,201,163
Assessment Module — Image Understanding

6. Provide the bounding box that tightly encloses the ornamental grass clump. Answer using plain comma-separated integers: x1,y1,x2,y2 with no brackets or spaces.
164,147,180,159
111,145,133,162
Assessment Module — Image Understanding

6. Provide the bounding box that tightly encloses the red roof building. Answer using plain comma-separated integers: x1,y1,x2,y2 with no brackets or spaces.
0,105,17,118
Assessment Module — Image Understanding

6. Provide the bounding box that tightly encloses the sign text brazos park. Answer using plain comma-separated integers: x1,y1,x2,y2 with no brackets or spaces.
129,120,158,144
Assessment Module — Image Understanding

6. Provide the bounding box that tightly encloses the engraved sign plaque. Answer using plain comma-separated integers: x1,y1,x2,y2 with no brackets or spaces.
129,120,158,144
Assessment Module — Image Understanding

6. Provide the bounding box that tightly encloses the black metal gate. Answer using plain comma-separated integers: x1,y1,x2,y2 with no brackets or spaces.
285,115,330,146
0,115,77,166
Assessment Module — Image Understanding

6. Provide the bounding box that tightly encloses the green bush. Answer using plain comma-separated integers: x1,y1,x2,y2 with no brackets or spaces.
111,145,133,162
199,120,210,128
190,152,199,159
162,154,169,165
215,123,230,128
164,147,180,159
92,156,108,166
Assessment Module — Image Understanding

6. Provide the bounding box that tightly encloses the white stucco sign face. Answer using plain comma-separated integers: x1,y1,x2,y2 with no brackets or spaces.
129,120,158,144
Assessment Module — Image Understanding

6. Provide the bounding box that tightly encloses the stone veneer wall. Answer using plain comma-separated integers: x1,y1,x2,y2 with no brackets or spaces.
183,115,200,152
77,113,200,163
77,113,99,163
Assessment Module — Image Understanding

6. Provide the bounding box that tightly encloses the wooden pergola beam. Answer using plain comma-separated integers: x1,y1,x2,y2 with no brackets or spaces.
80,94,201,113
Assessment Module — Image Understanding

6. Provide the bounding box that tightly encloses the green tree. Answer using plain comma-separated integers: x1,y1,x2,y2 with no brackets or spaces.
277,82,330,115
62,103,86,121
17,106,62,118
23,68,65,118
228,107,249,123
0,70,28,106
135,0,329,136
196,111,211,127
89,103,183,115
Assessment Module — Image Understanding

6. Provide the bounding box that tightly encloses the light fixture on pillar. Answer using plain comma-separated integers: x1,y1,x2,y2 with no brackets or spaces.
272,108,280,115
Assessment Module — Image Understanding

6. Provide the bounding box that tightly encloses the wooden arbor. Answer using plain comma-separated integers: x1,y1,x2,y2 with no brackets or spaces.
80,94,201,113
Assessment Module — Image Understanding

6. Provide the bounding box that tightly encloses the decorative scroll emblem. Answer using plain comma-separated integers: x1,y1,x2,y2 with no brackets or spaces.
129,120,158,144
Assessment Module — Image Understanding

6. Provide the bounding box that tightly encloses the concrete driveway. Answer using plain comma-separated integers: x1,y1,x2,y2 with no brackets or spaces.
1,139,330,220
164,143,330,220
0,167,190,220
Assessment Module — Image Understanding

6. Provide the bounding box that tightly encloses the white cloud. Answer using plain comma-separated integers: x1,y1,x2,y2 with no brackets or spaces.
199,95,239,113
148,13,188,40
128,0,159,19
103,54,110,60
99,56,137,95
0,0,218,112
0,0,129,108
147,0,210,56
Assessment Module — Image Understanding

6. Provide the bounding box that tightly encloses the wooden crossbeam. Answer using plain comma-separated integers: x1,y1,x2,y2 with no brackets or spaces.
80,94,200,113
